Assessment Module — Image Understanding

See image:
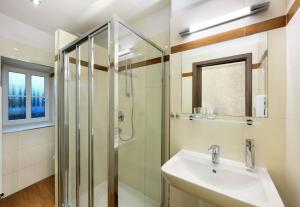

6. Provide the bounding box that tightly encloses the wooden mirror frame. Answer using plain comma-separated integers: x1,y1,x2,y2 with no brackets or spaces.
192,53,253,117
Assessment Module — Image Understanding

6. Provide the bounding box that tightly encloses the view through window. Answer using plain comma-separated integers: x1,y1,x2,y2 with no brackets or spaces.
5,68,49,126
8,72,26,120
31,75,46,118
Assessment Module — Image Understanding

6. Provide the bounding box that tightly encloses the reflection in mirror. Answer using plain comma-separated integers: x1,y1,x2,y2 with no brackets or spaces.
192,54,252,117
181,32,268,118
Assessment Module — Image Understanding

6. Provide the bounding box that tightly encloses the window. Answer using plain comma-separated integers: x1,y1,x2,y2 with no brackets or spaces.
2,65,52,127
31,75,46,118
8,72,26,120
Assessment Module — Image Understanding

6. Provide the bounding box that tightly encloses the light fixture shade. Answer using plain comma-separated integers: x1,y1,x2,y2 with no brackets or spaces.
189,7,251,33
31,0,42,6
118,49,132,57
180,1,270,37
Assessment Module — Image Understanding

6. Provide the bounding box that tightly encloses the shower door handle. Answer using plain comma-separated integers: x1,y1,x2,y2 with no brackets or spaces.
77,128,81,185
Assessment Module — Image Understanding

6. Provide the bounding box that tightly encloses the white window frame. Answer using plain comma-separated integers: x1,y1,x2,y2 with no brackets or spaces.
2,65,50,127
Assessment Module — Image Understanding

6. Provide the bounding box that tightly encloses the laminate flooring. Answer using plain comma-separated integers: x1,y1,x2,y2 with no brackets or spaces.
0,175,55,207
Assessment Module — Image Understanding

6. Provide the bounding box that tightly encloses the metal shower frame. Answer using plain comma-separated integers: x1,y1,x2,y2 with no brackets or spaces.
57,15,166,207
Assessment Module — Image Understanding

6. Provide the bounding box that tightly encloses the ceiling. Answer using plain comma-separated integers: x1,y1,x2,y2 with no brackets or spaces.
0,0,169,36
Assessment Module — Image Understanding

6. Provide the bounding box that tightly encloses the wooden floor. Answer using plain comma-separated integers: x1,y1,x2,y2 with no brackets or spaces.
0,175,55,207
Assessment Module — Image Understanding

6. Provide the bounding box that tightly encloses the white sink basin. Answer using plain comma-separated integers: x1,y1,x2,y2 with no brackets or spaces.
162,149,284,207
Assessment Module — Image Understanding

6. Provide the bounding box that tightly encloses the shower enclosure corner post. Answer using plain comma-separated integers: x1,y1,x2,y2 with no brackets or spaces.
57,50,69,207
88,35,95,207
75,45,81,207
108,15,119,207
161,52,166,207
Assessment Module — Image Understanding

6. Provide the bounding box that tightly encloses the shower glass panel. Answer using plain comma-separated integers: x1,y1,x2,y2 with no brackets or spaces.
78,41,90,207
91,28,109,207
117,22,163,207
65,41,91,207
63,31,110,207
58,17,164,207
66,49,77,207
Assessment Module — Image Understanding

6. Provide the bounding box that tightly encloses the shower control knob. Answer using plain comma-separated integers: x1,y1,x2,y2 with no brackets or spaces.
118,111,125,122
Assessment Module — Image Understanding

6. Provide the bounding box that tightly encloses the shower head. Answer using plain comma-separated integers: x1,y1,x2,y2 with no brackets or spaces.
119,49,132,57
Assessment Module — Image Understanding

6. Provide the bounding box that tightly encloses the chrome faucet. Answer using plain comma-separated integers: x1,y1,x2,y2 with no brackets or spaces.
208,145,220,164
245,139,255,169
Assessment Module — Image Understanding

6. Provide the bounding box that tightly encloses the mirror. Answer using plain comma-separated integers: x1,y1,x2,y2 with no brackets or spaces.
181,32,268,118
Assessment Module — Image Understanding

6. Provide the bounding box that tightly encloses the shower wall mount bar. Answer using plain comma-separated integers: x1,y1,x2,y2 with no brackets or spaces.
179,1,270,37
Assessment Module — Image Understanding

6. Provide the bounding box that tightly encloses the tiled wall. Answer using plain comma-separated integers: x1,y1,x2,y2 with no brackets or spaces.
2,127,55,197
170,32,287,206
286,6,300,207
169,1,288,206
0,29,54,197
0,35,54,67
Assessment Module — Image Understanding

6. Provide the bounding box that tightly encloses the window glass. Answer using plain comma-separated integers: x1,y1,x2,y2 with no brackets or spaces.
31,75,45,96
31,97,45,118
8,72,26,120
31,75,45,118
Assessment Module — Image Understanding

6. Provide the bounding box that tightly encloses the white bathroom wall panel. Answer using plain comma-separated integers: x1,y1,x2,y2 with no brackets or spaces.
0,88,2,195
130,6,170,49
286,5,300,207
0,28,54,197
170,29,287,206
2,127,55,197
170,0,286,46
0,13,54,52
170,0,288,206
0,36,53,67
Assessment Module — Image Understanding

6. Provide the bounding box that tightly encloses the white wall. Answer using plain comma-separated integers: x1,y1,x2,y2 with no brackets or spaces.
169,0,288,206
0,35,54,67
0,89,2,194
130,6,170,49
170,29,287,207
2,127,54,197
171,0,286,46
286,4,300,207
0,13,55,197
0,12,54,52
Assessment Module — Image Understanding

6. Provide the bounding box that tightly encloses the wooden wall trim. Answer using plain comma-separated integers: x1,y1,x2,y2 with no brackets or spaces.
54,55,108,72
252,64,260,70
287,0,300,23
68,57,108,72
54,0,300,68
171,16,286,54
172,0,300,54
119,55,169,71
182,72,193,77
54,54,169,73
53,0,300,67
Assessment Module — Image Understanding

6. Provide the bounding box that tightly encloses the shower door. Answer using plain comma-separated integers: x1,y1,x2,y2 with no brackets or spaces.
115,22,164,207
57,17,164,207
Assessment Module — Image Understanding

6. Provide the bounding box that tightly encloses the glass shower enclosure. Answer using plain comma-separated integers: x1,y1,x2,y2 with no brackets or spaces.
57,16,165,207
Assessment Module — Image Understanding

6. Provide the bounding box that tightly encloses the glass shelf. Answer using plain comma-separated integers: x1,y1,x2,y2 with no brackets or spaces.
173,113,261,125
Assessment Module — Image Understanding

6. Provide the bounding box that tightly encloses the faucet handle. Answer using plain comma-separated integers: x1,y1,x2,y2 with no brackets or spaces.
208,145,220,164
245,139,255,169
208,145,220,153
